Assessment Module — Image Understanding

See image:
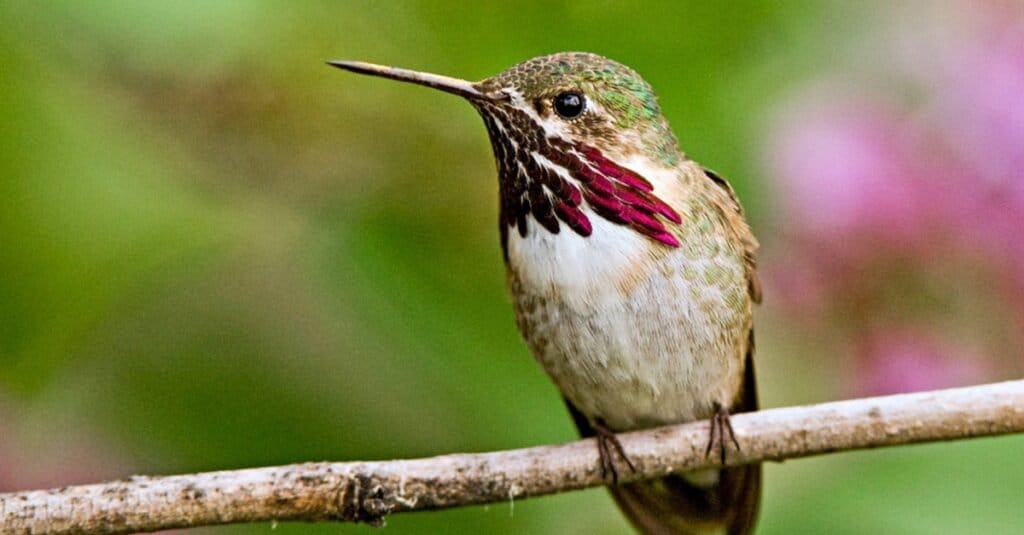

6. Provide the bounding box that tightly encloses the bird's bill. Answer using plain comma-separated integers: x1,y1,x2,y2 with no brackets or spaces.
327,60,506,101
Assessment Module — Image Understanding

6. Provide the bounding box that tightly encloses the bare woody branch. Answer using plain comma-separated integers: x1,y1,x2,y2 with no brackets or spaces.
3,380,1023,535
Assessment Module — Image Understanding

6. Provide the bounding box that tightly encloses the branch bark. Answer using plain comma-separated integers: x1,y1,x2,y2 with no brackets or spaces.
3,380,1023,534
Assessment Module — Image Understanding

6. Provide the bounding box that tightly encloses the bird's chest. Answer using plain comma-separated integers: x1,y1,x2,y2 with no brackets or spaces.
506,216,750,431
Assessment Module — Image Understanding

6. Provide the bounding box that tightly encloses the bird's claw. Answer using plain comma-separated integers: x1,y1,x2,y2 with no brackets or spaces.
705,402,741,464
594,419,636,484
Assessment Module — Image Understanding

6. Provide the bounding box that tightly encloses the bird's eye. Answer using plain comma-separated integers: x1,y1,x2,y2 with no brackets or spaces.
553,92,586,119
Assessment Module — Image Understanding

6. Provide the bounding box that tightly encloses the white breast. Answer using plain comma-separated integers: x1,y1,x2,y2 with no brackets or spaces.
507,216,646,310
507,216,749,431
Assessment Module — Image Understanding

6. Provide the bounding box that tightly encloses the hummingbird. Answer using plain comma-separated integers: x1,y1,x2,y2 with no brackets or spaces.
329,52,762,535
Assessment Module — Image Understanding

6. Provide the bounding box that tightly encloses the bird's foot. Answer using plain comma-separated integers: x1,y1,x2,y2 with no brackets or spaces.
593,419,636,484
705,402,741,465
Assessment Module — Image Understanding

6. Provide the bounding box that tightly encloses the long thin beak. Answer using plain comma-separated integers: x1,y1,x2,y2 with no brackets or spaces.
327,60,507,102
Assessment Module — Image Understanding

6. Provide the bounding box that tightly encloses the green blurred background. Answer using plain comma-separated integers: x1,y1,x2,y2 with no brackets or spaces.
2,1,1022,534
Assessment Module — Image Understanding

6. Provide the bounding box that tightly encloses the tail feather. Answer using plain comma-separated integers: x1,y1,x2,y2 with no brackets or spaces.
609,464,760,535
566,331,761,534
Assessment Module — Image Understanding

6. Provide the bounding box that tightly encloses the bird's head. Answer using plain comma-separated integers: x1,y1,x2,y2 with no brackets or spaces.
329,52,684,252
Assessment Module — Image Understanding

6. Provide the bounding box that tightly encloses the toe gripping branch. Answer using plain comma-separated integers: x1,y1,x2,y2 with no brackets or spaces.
592,403,741,485
706,402,741,465
593,419,637,484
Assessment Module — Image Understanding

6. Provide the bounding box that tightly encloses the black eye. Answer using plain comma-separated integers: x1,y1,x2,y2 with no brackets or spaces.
553,92,585,119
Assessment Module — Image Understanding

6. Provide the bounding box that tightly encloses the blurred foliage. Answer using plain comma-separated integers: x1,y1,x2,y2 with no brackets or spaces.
1,1,1022,534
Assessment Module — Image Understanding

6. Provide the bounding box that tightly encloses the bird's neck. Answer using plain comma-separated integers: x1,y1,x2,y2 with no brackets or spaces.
502,158,709,311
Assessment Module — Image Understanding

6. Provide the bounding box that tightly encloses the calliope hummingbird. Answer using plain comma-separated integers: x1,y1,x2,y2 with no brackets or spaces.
330,52,762,535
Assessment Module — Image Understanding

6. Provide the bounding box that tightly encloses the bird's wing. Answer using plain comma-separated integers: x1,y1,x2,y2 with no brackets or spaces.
703,168,761,304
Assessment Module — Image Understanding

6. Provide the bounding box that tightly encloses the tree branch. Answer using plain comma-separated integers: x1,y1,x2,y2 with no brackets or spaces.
3,380,1023,534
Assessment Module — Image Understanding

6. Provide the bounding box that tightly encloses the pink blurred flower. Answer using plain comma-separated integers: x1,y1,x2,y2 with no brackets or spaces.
852,327,992,397
940,18,1024,188
936,17,1024,291
769,95,931,249
764,5,1024,393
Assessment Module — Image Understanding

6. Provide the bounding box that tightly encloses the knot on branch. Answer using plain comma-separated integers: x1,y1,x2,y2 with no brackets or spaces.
335,475,393,526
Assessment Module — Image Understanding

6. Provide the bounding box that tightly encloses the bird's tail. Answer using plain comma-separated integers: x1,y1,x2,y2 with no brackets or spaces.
607,464,761,535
